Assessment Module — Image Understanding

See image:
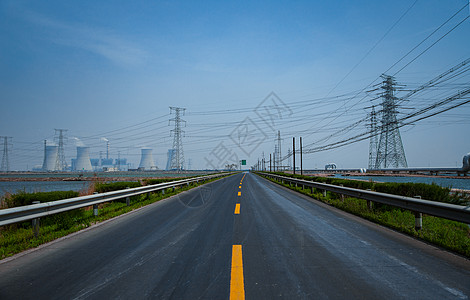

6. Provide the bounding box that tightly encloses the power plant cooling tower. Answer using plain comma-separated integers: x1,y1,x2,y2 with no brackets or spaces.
74,146,93,171
139,148,156,170
42,145,59,171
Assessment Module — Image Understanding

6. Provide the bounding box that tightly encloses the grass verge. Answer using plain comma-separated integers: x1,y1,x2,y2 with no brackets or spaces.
259,173,470,258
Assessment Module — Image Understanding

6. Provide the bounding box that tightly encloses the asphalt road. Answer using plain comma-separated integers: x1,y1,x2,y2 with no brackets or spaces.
0,172,469,299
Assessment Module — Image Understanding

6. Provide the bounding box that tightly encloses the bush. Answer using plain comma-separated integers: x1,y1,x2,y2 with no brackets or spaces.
94,181,141,193
143,178,178,185
3,190,84,231
272,172,467,205
5,190,80,208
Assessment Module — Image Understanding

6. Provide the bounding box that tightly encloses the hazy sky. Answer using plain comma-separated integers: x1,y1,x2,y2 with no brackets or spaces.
1,0,469,171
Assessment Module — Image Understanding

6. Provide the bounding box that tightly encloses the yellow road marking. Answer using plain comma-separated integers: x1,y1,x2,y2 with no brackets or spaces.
230,245,245,300
238,191,241,196
234,203,240,214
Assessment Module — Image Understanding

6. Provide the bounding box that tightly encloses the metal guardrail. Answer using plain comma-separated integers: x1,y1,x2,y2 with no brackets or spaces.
257,172,470,225
0,172,235,227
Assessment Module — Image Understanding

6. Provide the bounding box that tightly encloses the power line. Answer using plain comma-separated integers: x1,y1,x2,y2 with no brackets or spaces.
385,2,469,76
393,14,470,76
325,0,418,97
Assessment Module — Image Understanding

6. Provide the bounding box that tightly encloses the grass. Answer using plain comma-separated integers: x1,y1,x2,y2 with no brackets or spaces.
0,175,228,260
261,174,470,258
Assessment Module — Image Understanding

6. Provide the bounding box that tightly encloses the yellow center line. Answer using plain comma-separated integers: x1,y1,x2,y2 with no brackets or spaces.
238,191,241,196
234,203,241,214
230,245,245,300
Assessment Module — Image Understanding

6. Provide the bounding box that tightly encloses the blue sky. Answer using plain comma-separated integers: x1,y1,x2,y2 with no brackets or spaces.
1,0,469,170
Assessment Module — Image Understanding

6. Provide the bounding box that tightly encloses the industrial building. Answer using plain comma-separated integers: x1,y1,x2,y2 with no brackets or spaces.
72,147,93,171
42,145,59,171
138,148,157,171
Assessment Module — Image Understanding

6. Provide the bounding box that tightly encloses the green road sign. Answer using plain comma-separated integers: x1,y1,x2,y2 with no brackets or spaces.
241,160,246,165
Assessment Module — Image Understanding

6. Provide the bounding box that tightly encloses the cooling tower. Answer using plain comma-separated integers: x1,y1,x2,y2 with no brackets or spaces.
75,146,93,171
42,145,58,171
139,148,155,170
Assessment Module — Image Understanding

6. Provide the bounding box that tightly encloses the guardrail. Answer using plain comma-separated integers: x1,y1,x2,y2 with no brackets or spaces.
257,172,470,228
0,172,235,227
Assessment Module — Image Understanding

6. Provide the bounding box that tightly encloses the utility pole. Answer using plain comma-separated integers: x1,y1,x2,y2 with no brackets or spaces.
375,75,408,169
169,107,186,171
277,131,282,171
262,152,265,171
287,148,292,171
274,131,282,171
1,136,12,172
300,137,303,176
273,152,276,172
54,129,68,171
270,153,272,172
293,137,296,175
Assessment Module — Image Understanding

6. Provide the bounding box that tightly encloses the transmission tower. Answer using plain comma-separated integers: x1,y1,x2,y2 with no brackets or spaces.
187,158,192,170
375,75,408,169
368,106,378,169
54,129,68,171
1,136,12,172
169,107,186,171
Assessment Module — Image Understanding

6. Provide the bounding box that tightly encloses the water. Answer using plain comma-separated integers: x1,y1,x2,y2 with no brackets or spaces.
0,181,91,197
335,174,470,191
0,171,211,197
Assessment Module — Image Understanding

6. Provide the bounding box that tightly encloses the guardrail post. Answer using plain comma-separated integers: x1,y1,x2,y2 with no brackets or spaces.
162,189,165,196
172,186,175,192
32,201,40,237
311,187,314,194
366,189,373,210
126,187,131,206
340,185,344,202
323,190,327,197
414,196,422,231
92,192,99,216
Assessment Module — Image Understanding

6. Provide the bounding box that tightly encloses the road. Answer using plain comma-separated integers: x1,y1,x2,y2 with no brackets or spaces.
0,172,469,299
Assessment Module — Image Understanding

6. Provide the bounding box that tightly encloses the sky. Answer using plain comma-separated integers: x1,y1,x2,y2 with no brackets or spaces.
0,0,469,171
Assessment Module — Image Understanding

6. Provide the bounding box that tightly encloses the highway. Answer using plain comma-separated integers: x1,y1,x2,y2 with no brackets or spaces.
0,172,469,299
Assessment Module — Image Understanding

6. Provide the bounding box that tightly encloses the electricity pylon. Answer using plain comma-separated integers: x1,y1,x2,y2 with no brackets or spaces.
375,75,408,169
169,107,186,171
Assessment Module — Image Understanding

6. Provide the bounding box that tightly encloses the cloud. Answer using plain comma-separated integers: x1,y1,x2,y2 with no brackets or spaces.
22,10,148,67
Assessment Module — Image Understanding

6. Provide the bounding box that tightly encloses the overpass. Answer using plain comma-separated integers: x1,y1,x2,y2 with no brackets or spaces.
0,172,469,299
